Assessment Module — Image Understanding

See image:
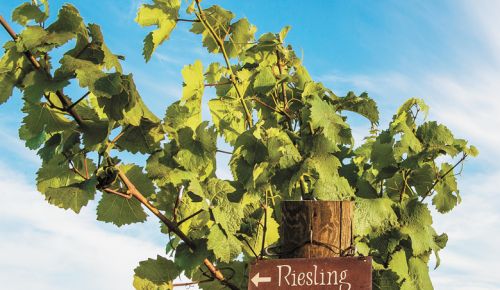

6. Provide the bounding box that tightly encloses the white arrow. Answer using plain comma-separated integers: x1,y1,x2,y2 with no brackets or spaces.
251,272,272,287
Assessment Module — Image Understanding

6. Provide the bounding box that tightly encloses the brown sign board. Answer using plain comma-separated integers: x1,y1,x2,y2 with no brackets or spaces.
248,256,372,290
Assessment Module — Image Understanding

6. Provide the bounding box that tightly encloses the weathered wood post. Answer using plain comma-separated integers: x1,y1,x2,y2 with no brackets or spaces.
280,200,353,258
247,200,371,289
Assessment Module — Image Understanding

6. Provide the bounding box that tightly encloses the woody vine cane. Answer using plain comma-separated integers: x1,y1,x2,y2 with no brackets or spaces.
0,13,237,290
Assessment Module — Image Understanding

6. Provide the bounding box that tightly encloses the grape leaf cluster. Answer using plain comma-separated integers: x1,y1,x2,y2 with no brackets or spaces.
0,1,477,289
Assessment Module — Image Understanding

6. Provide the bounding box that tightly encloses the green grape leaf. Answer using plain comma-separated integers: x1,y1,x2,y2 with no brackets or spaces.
173,124,216,179
400,199,437,255
242,205,280,257
432,232,448,269
97,193,147,226
371,130,397,172
400,198,433,226
122,164,156,196
465,144,479,157
205,62,223,84
264,128,301,169
176,190,208,236
391,111,422,156
37,133,61,163
80,118,110,149
401,223,436,256
354,197,398,236
164,61,204,136
409,163,435,196
207,225,241,263
133,276,172,290
174,240,210,278
312,155,353,199
0,72,16,105
102,43,123,72
253,66,276,94
293,65,313,90
164,101,190,135
368,229,402,262
432,186,458,213
135,0,181,62
58,55,105,90
45,178,98,213
397,98,429,120
224,18,256,58
290,155,353,200
388,249,409,283
181,60,204,110
432,163,460,213
134,255,179,288
12,2,48,25
190,5,234,53
405,257,434,290
306,95,351,148
22,70,69,102
417,121,454,147
146,143,197,187
206,178,243,234
94,72,123,97
16,26,74,53
208,98,245,145
19,101,75,149
96,164,152,226
373,270,400,290
339,91,379,125
47,4,86,35
116,118,165,154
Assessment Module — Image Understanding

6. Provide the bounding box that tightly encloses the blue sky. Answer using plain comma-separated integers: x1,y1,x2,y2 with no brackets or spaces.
1,1,499,289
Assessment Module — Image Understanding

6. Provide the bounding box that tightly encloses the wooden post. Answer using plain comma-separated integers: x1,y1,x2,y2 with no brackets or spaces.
280,200,353,259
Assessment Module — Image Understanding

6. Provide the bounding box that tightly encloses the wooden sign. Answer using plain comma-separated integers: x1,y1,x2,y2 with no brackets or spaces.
248,257,371,290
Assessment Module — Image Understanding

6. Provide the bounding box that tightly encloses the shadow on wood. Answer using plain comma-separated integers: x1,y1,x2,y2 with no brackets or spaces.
280,200,353,258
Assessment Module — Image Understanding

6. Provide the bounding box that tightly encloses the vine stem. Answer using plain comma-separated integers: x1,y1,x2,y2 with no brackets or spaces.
260,188,269,258
84,157,89,179
177,209,203,226
421,153,468,202
204,81,231,87
0,15,85,127
252,97,293,119
105,125,129,153
241,237,259,259
399,170,408,203
194,0,254,128
118,170,195,247
117,170,237,289
299,175,309,199
103,188,132,199
176,18,200,23
275,48,293,128
67,91,90,111
275,50,288,105
1,16,236,289
172,186,182,222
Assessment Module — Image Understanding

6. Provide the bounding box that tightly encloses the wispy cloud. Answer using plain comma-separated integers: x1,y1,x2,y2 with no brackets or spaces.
316,2,500,289
430,169,500,290
0,130,40,166
460,1,500,67
154,52,186,65
0,164,165,290
319,67,500,164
